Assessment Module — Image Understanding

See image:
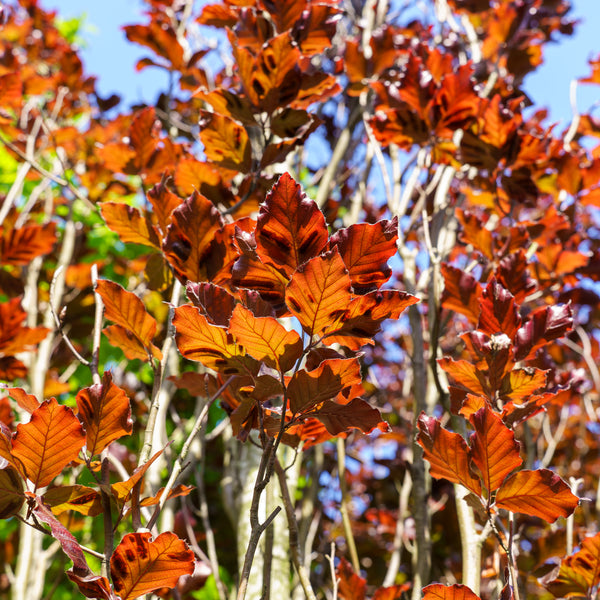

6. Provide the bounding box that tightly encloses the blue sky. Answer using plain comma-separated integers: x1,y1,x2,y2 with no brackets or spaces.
46,0,600,126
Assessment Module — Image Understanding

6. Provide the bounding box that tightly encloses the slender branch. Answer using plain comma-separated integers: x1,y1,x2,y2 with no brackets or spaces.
336,437,360,573
327,543,339,600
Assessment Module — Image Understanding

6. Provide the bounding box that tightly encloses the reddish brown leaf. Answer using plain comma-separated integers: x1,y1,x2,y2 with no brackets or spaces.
286,249,352,338
7,386,40,413
0,298,49,356
288,358,362,414
416,413,482,495
162,190,224,283
32,495,90,576
110,449,163,505
173,304,259,376
438,358,488,397
111,532,194,600
469,404,522,493
495,469,579,522
255,172,328,276
422,583,481,600
146,179,182,236
329,218,398,293
42,485,102,517
514,303,573,361
372,583,412,599
311,398,389,436
66,572,113,600
500,368,548,402
76,372,133,456
478,279,521,340
456,209,494,260
12,398,85,488
139,484,194,507
103,325,159,362
100,202,160,249
0,222,57,266
441,265,482,324
199,110,251,172
229,303,303,372
186,281,236,326
95,279,162,360
0,465,24,518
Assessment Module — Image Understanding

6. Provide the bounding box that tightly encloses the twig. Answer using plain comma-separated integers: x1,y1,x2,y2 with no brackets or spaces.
274,459,318,600
90,265,104,386
327,543,339,600
336,437,360,573
146,375,235,530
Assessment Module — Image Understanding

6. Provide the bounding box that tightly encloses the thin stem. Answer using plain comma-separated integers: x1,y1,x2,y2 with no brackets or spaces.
336,437,360,574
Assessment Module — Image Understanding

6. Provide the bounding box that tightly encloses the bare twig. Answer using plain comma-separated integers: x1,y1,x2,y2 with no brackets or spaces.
336,437,360,573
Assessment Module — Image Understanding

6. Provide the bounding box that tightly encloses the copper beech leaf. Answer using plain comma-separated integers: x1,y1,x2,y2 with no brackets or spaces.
469,404,522,493
0,297,49,357
66,572,113,600
31,495,90,576
422,583,481,600
495,469,579,522
198,110,251,172
255,172,328,276
12,398,85,488
95,279,162,361
100,202,160,249
228,303,303,372
173,304,259,376
310,397,389,436
544,532,600,598
110,449,163,505
0,222,57,266
286,249,352,338
329,218,398,293
103,325,157,362
110,532,195,600
288,358,362,414
416,413,482,495
438,358,488,397
42,485,102,517
186,281,236,326
0,465,24,518
76,372,133,456
478,279,521,340
336,556,366,600
441,264,482,324
162,191,224,284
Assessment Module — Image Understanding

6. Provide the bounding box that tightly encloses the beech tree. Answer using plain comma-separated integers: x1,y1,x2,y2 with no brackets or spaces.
0,0,598,599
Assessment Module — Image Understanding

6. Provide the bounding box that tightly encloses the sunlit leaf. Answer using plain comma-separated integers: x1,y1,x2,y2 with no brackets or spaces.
469,404,522,493
255,172,328,276
336,556,366,600
76,372,133,456
12,398,86,488
438,358,488,397
478,279,521,340
0,222,57,266
42,485,103,517
95,279,162,360
199,110,251,172
311,398,390,436
329,218,398,293
286,249,352,338
111,532,194,600
422,583,481,600
229,303,303,372
173,304,259,376
441,265,482,324
110,449,163,505
100,202,160,249
288,358,362,414
416,413,482,495
500,368,548,402
495,469,579,522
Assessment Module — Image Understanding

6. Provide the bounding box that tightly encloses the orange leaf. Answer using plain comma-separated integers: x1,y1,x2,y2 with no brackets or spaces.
288,358,362,414
100,202,160,249
495,469,579,523
286,249,352,338
469,404,522,493
111,532,194,600
42,485,102,517
95,279,161,360
416,413,482,496
147,179,182,236
110,449,163,505
544,532,600,598
438,358,488,397
173,304,259,376
7,386,40,413
76,372,133,456
12,398,85,488
0,298,49,356
456,209,494,260
0,465,24,518
162,190,224,283
198,111,251,172
329,218,398,293
423,583,481,600
500,368,548,402
103,325,162,362
441,265,482,324
255,172,328,276
0,222,57,266
336,556,366,600
229,304,303,372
